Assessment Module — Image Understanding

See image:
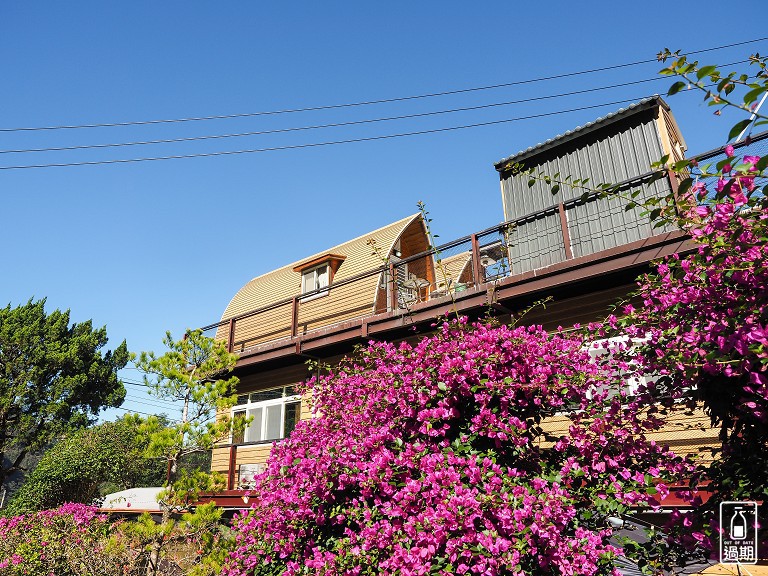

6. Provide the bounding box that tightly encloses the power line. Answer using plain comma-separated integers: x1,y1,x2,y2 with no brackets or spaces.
0,76,671,155
0,95,698,171
124,392,181,408
1,36,765,134
109,405,178,420
2,61,750,157
124,396,183,412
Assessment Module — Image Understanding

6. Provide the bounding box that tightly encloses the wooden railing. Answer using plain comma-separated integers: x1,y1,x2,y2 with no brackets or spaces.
198,181,681,354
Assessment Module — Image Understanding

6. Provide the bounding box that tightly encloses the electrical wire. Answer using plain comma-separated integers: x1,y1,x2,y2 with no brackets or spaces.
0,60,752,156
123,395,182,411
124,392,181,408
109,405,179,420
0,36,765,133
0,95,697,171
0,76,671,155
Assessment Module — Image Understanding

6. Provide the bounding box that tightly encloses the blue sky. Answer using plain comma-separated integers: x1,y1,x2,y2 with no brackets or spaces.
1,2,765,420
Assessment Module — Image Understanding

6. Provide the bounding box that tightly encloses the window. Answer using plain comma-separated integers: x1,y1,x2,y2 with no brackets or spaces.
301,263,329,300
585,336,650,401
231,385,301,444
293,253,346,301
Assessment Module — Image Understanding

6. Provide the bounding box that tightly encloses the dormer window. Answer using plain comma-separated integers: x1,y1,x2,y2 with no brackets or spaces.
301,263,330,299
293,253,346,301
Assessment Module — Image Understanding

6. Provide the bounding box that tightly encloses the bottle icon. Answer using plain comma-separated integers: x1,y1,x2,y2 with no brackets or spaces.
730,508,747,540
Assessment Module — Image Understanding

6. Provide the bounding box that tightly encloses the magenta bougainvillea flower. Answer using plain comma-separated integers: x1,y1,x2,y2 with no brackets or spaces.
223,321,690,576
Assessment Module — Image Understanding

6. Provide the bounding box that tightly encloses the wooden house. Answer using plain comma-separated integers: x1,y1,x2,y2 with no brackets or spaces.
202,95,744,505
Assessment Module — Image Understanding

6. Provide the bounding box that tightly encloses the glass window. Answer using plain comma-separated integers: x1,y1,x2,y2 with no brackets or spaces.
284,401,300,438
301,264,330,300
232,410,246,445
231,385,302,444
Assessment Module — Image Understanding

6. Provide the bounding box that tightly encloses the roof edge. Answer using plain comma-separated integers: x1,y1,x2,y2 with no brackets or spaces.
494,95,668,172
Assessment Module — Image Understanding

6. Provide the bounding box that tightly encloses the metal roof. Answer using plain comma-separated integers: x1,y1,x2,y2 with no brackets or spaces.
494,95,669,171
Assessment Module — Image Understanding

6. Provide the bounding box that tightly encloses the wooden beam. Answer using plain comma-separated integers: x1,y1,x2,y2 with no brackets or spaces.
227,319,236,353
291,297,299,339
227,445,237,490
471,234,482,286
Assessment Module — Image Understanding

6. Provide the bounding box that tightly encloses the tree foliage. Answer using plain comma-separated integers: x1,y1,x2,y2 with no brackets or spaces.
134,329,239,497
133,329,240,576
0,299,128,490
4,416,168,515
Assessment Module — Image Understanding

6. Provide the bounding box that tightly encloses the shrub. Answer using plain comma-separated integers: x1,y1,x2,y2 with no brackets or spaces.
223,320,689,576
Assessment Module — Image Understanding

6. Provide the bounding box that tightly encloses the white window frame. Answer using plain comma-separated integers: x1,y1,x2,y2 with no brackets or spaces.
585,336,651,401
231,385,301,444
301,263,330,301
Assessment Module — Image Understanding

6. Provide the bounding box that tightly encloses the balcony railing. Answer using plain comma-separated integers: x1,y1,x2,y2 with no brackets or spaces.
199,193,674,355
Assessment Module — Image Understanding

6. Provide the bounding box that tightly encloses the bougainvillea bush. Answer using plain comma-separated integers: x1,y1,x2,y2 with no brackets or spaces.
224,321,692,576
0,503,137,576
613,144,768,553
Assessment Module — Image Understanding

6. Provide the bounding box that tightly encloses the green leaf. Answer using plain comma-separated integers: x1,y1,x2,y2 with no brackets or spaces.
677,177,693,196
667,81,686,96
696,65,716,80
728,119,753,141
550,184,560,195
744,86,766,106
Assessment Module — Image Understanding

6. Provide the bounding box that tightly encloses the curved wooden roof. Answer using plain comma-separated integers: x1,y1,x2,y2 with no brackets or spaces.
219,214,422,348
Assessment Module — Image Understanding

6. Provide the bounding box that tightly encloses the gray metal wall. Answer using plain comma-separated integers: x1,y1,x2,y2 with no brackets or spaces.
500,110,676,274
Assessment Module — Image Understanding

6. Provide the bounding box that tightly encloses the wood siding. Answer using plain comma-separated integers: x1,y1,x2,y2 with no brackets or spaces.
540,407,718,463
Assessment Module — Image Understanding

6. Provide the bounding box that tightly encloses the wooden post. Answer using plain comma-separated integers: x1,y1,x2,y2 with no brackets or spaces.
389,262,397,311
471,234,482,286
227,319,235,353
558,203,573,260
291,297,299,339
227,445,238,490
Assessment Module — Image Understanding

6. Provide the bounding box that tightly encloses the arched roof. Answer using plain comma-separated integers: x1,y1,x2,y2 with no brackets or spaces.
220,214,422,333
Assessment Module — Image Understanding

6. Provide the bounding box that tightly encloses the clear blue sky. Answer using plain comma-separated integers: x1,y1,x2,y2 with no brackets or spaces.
1,2,765,420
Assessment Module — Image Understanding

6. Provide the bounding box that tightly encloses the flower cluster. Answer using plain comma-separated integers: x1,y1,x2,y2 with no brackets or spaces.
613,147,768,558
0,503,119,575
224,321,689,576
623,149,767,430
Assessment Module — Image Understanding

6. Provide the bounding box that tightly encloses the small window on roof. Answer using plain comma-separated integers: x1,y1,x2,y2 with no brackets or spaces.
293,253,346,301
301,263,330,300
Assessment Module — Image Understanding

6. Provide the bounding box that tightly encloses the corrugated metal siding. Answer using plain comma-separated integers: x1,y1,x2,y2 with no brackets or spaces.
507,210,565,274
500,109,677,271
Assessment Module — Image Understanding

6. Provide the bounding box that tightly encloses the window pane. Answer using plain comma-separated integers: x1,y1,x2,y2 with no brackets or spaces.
236,394,248,406
285,385,296,397
317,266,329,288
250,389,282,403
265,404,282,440
284,401,300,438
232,411,245,445
246,407,263,442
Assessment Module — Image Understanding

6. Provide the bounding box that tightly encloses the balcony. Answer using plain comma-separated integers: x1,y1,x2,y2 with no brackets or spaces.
200,205,691,364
